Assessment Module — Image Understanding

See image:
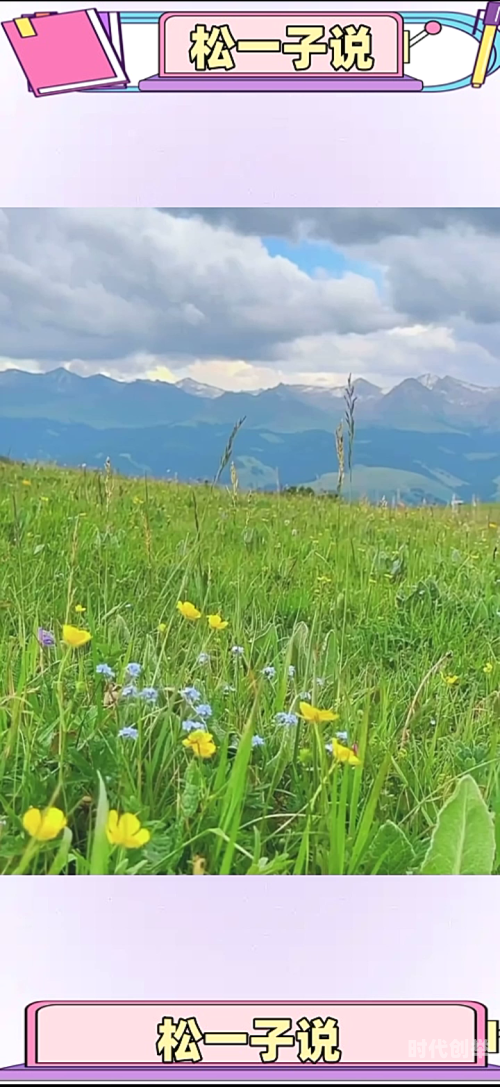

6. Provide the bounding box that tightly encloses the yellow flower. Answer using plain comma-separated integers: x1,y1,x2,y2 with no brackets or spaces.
484,662,493,674
22,806,67,841
207,613,229,630
489,523,497,529
75,604,86,614
41,496,49,503
299,701,339,725
442,674,459,686
176,604,198,621
133,496,143,505
62,624,92,648
332,739,362,767
106,811,151,849
183,729,216,758
177,600,201,621
21,480,31,487
158,622,167,634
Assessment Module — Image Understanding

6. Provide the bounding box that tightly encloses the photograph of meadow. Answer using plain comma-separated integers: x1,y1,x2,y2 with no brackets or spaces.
1,207,499,876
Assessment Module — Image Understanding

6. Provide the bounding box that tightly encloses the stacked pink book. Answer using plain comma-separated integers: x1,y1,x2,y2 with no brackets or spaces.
2,9,128,96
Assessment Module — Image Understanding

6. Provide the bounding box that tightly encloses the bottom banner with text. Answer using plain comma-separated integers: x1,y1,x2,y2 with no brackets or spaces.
22,1001,500,1068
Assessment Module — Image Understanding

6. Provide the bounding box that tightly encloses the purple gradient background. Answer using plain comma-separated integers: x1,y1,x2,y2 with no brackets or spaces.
1,878,500,1069
0,0,498,205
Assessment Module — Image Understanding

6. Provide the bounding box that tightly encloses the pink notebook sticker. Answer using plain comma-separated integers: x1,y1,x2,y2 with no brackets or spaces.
2,8,128,96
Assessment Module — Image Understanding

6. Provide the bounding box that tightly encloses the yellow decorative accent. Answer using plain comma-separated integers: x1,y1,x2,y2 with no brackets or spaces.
488,1020,499,1055
14,18,36,37
404,29,410,65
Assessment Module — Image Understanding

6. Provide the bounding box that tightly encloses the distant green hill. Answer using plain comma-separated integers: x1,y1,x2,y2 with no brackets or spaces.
1,414,500,504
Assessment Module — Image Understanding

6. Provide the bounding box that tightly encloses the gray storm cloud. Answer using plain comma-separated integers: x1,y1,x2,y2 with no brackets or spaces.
0,208,499,386
164,209,500,329
0,208,398,370
164,208,500,245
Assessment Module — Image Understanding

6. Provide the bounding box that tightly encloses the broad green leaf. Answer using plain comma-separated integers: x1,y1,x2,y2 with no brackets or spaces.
364,821,416,874
181,760,203,819
89,772,110,875
420,775,495,875
348,752,392,874
48,827,73,875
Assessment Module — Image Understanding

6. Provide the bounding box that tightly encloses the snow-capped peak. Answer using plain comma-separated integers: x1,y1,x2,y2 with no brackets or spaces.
176,378,224,399
417,373,441,390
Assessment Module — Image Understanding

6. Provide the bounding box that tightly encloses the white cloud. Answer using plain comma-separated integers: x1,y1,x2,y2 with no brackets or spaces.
0,356,43,374
280,323,500,387
180,323,500,392
0,209,499,391
179,359,281,391
0,208,397,370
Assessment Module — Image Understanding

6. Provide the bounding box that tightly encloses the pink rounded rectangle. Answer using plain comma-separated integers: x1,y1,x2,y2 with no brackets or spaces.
159,12,403,78
25,1000,487,1067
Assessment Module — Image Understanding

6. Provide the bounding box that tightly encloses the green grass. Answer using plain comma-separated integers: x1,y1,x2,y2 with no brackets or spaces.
309,467,456,504
1,459,500,875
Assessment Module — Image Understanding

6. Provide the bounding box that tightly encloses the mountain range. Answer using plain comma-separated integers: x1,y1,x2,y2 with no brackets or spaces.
1,368,500,504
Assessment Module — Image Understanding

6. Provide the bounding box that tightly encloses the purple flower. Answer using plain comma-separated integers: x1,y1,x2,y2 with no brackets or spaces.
125,662,142,678
37,627,55,648
197,652,211,665
231,646,244,657
288,665,296,678
252,735,265,747
262,665,276,679
121,685,138,698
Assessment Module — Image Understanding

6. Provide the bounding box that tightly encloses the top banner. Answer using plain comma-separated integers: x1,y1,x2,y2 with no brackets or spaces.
2,7,500,95
159,13,404,76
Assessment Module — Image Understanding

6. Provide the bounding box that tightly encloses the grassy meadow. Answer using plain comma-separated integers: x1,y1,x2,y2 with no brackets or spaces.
1,455,499,875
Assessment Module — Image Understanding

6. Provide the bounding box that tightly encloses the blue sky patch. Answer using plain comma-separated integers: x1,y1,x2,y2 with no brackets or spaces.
262,236,384,291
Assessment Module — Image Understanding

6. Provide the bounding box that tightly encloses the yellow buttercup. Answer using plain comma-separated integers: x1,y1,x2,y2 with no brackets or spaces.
177,601,201,621
299,701,339,725
22,806,67,841
62,624,92,648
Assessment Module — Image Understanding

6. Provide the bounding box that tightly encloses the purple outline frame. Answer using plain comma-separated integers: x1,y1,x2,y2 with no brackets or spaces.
3,1062,500,1081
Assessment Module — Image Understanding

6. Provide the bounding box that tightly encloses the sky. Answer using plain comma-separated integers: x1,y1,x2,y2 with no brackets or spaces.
1,207,500,392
